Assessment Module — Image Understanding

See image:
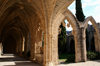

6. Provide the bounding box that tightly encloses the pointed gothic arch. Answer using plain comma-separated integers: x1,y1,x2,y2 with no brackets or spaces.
84,16,100,52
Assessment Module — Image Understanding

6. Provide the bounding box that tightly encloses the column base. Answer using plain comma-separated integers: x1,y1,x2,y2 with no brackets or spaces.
44,62,54,66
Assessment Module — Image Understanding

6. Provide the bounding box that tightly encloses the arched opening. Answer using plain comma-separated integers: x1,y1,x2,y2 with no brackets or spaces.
1,26,26,55
2,29,23,54
3,34,17,54
86,22,95,52
85,20,100,60
0,15,29,56
70,38,75,53
58,19,75,64
49,9,82,66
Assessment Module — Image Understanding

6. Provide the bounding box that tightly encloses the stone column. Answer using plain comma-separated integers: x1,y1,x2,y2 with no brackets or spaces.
80,27,87,61
0,43,3,56
94,31,100,52
24,34,30,56
74,27,87,62
16,36,23,56
43,32,55,66
74,30,81,62
19,38,23,55
24,36,28,56
43,33,48,66
98,30,100,52
30,33,36,61
52,34,58,65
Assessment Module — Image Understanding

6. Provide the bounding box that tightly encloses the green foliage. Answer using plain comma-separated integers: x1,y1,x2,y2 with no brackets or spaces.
75,0,85,22
59,53,75,63
59,53,68,59
58,23,75,63
58,23,67,54
65,54,75,63
87,51,100,60
87,51,96,60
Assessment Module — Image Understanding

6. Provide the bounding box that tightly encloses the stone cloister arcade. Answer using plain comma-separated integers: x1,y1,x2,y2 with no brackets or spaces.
0,0,100,66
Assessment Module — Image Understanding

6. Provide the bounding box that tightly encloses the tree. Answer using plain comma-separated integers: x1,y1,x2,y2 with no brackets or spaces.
75,0,85,22
58,23,67,54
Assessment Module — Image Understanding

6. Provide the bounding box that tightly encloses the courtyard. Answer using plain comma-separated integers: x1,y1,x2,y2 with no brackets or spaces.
57,60,100,66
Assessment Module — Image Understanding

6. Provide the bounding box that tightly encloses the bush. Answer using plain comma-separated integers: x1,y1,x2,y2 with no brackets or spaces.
59,53,75,63
87,51,97,60
65,54,75,63
59,54,67,59
58,24,67,54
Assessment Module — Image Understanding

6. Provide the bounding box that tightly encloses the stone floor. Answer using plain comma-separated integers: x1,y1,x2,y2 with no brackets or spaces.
0,54,100,66
0,54,41,66
57,60,100,66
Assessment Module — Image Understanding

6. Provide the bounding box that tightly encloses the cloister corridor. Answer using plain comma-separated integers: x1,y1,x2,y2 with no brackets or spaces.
0,54,41,66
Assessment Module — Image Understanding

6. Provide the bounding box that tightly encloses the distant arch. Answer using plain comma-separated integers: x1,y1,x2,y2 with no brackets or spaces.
84,16,100,52
50,9,79,64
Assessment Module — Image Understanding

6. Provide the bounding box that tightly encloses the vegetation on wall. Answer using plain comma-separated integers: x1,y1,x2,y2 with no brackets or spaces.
58,23,75,63
58,23,67,54
75,0,85,22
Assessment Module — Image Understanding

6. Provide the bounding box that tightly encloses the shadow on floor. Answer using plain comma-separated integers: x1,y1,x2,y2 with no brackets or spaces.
0,54,41,66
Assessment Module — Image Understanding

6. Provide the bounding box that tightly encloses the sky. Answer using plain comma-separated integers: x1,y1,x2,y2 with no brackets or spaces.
65,0,100,31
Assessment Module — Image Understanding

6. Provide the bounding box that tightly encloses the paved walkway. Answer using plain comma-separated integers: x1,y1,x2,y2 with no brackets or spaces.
0,54,41,66
57,60,100,66
0,54,100,66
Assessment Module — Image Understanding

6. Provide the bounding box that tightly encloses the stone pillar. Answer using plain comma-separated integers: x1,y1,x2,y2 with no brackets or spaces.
98,30,100,52
94,31,100,52
21,37,24,55
30,33,35,61
43,32,55,66
24,37,27,56
52,34,58,65
19,39,23,55
0,43,3,56
80,27,87,61
98,38,100,52
75,27,87,62
43,33,48,66
94,32,98,51
16,37,23,56
24,34,30,56
74,30,81,62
